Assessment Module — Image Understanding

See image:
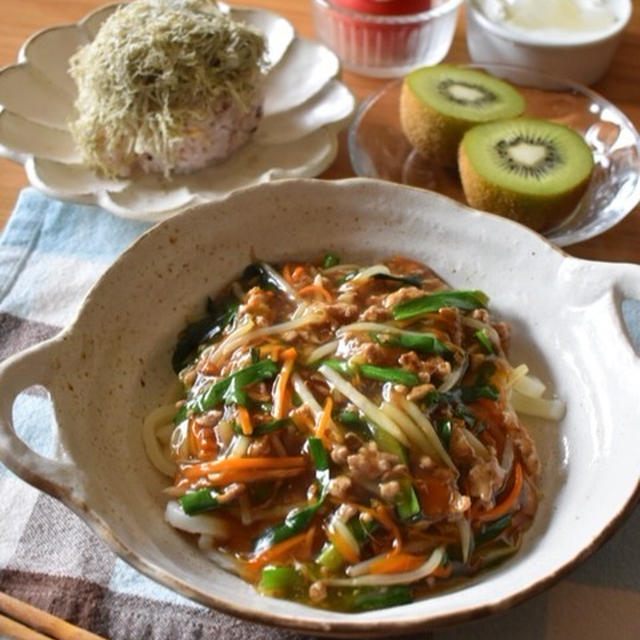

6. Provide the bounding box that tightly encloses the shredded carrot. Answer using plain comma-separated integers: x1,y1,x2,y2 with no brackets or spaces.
301,526,317,561
326,523,360,564
200,467,305,487
247,530,309,570
369,552,426,575
272,348,297,419
282,263,294,284
291,265,307,282
279,346,297,361
314,396,333,446
188,420,199,457
180,455,305,481
290,408,316,434
473,462,524,522
352,503,403,553
237,406,253,436
259,343,283,360
298,283,333,303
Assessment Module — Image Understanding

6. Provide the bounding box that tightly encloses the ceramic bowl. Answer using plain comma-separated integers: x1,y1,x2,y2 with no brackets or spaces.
466,0,632,86
1,179,639,636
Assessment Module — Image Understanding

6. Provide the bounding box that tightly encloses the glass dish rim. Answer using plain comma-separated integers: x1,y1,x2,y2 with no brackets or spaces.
348,62,640,247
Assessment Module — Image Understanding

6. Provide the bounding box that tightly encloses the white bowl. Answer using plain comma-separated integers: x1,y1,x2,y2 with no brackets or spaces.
0,178,639,635
466,0,633,86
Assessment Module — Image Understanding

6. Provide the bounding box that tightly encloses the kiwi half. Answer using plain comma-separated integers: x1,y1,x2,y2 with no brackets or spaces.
400,65,526,167
459,117,594,231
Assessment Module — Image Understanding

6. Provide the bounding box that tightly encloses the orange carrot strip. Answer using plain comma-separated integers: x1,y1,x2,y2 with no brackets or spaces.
350,503,403,553
237,406,253,436
298,284,334,303
188,420,199,457
259,343,283,360
273,348,297,419
180,456,305,481
279,346,297,361
326,524,360,564
201,467,305,487
374,504,403,553
315,396,333,446
282,263,294,284
291,409,316,434
291,265,307,282
247,531,309,570
302,525,316,560
473,462,524,523
369,552,426,575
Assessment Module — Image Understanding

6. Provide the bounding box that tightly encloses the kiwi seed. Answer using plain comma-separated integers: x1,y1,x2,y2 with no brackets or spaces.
400,65,526,167
458,117,594,231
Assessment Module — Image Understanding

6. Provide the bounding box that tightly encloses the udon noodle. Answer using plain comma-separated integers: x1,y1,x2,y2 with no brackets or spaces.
144,255,564,612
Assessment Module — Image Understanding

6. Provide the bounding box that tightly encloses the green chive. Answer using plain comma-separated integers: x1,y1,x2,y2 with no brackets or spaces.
179,488,221,516
322,252,340,268
175,359,279,423
393,290,489,320
359,364,419,387
475,329,495,354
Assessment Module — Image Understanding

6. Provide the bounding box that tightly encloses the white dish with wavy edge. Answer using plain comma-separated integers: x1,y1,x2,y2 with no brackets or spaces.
0,178,639,636
0,3,355,221
348,64,640,247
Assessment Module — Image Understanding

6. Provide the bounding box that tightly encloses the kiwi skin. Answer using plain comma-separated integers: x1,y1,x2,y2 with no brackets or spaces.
458,130,592,232
399,66,525,168
400,80,470,168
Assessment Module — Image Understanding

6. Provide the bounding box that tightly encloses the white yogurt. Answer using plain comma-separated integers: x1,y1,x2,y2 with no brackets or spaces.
474,0,618,38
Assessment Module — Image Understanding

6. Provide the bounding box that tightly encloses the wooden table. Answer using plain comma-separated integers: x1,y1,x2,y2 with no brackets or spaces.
1,0,639,263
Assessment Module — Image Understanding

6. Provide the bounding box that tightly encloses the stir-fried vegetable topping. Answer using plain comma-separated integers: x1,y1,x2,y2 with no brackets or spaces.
146,254,563,612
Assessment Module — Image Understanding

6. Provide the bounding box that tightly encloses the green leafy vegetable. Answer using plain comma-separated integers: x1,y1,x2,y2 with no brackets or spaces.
359,364,419,387
172,296,238,373
344,585,413,611
175,359,279,423
322,252,340,268
475,513,512,546
475,329,495,354
232,417,292,437
372,331,451,356
393,290,489,320
258,565,303,594
436,418,452,450
179,488,221,516
253,437,330,552
372,273,422,287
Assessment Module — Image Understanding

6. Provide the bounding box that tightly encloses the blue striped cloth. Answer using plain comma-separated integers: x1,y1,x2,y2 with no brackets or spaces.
1,189,639,640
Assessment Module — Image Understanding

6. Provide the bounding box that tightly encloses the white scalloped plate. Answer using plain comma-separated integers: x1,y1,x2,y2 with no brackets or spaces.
0,3,355,221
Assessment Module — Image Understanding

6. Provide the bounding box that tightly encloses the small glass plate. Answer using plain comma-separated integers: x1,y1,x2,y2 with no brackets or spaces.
348,64,640,246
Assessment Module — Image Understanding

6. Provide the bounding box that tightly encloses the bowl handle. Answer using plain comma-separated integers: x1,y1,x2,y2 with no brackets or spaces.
0,338,80,501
